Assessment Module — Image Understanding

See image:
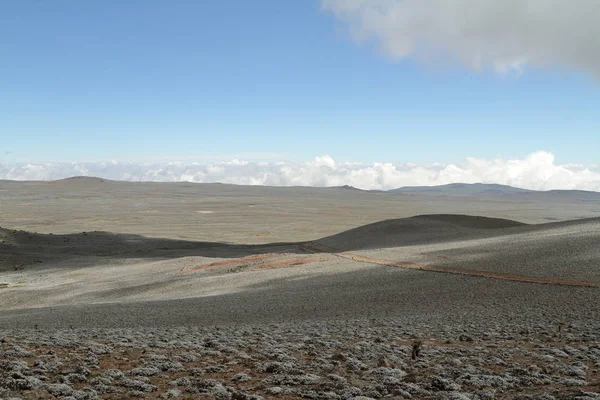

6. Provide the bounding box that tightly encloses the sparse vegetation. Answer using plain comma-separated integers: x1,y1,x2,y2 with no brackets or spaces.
2,320,598,399
411,340,423,360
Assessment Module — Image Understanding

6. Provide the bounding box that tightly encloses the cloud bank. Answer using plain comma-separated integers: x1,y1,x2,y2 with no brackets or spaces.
1,151,599,191
323,0,600,76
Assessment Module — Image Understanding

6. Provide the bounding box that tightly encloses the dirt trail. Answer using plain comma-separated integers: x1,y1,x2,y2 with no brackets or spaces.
188,253,280,272
300,244,600,288
185,242,599,288
187,253,325,272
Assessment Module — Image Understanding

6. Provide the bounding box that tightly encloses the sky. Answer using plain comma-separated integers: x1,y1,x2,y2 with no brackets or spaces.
1,1,599,190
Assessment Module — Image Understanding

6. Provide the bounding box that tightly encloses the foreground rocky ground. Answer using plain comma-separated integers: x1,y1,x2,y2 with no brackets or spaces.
1,319,598,400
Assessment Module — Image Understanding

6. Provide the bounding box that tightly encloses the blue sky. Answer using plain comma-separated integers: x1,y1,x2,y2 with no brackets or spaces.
1,0,599,166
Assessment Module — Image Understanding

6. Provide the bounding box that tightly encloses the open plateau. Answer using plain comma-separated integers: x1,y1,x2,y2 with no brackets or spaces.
1,178,599,400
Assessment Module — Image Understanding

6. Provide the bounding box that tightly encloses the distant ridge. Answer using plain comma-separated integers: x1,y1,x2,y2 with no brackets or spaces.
327,184,366,191
55,176,109,183
388,183,600,201
389,183,533,195
0,177,598,195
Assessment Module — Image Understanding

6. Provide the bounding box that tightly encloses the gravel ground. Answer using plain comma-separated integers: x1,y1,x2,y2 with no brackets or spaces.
1,263,599,329
2,215,599,311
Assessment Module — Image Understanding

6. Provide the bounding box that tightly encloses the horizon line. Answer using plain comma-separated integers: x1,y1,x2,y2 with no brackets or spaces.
2,175,600,194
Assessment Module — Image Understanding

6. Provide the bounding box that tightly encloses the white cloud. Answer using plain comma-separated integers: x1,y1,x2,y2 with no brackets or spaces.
322,0,600,76
1,151,599,191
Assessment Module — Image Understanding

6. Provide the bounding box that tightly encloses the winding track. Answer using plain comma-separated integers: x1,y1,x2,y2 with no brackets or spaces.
299,244,600,288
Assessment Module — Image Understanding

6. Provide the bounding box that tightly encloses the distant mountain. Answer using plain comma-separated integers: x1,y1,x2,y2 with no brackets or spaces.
55,176,109,183
327,185,367,191
389,183,533,196
389,183,600,202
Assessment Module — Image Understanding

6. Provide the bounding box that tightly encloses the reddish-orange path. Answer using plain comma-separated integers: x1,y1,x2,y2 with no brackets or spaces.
186,244,599,288
188,253,324,273
299,244,600,288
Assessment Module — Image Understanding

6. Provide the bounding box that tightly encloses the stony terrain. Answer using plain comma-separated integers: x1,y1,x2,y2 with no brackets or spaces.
1,319,599,400
1,179,599,399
